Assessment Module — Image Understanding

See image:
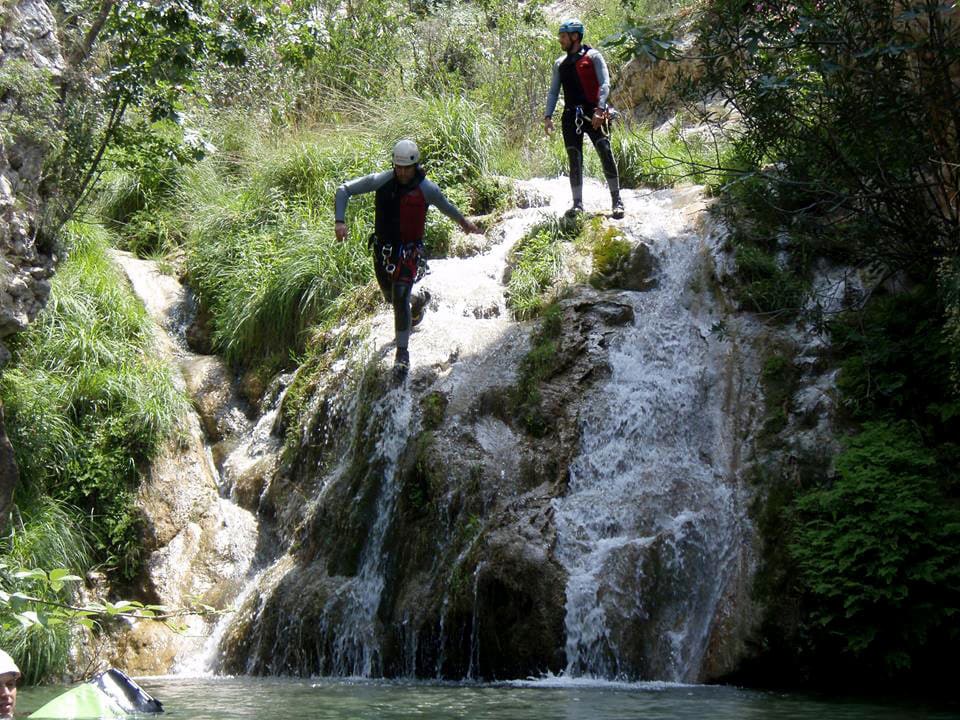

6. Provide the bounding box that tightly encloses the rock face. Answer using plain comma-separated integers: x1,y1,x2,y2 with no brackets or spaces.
1,0,63,526
218,287,636,679
1,0,62,365
108,251,265,675
0,402,17,534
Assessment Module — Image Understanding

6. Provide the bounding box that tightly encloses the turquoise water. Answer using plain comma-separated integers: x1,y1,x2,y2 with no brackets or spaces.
17,677,960,720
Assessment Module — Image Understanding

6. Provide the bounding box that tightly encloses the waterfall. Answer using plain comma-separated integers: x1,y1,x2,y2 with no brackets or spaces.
117,177,761,682
110,251,271,674
551,187,755,682
315,387,413,676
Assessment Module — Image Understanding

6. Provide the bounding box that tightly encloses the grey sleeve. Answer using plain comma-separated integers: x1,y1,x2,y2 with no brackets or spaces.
545,58,562,118
334,170,393,222
421,180,466,225
589,49,611,108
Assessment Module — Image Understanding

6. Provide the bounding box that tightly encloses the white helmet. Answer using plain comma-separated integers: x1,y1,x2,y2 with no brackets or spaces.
0,649,19,678
392,139,420,167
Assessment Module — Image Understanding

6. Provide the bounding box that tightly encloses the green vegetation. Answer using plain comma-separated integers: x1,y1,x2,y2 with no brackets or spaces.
0,60,63,151
790,421,960,675
420,391,449,432
0,500,89,683
4,0,957,690
624,0,960,688
506,216,583,320
578,216,632,289
0,222,186,582
510,303,564,436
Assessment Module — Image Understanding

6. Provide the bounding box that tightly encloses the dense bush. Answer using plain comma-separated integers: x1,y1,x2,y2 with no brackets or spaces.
0,499,91,684
790,421,960,676
692,0,959,277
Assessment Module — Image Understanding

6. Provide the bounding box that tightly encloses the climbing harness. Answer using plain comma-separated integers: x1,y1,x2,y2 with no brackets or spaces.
416,255,430,283
574,106,614,137
373,235,426,282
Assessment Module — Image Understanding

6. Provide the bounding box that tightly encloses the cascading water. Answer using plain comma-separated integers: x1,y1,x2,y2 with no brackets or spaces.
551,187,756,682
110,251,275,674
117,177,761,682
315,387,413,676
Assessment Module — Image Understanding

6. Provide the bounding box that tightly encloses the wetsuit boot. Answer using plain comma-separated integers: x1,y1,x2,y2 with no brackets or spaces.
393,346,410,381
612,194,624,219
411,289,431,327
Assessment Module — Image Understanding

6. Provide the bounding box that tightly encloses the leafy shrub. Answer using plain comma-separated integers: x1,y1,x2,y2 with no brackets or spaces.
693,0,959,277
789,421,960,675
0,499,91,683
0,59,63,151
831,286,960,431
731,242,807,316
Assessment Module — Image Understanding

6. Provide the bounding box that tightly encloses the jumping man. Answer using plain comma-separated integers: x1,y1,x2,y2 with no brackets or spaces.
334,139,481,374
544,18,624,219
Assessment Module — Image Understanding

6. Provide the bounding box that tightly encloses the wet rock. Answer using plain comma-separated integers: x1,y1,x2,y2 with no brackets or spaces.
112,622,180,676
185,303,215,354
590,239,659,292
137,413,219,551
511,180,551,209
182,355,252,442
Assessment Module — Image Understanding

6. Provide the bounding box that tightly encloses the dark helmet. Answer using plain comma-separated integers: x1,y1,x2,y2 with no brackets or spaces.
559,18,585,38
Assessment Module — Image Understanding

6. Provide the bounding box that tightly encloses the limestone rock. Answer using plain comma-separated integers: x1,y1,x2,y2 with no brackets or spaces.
182,355,252,442
137,412,219,551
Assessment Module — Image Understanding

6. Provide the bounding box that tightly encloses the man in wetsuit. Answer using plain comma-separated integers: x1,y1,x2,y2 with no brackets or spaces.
544,18,624,219
334,139,481,373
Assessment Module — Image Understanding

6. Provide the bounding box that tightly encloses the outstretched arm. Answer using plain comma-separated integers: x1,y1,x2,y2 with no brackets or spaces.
422,181,482,234
333,171,392,240
589,49,612,129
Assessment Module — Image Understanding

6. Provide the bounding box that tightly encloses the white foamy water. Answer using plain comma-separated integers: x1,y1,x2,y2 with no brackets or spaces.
317,386,413,676
549,186,753,682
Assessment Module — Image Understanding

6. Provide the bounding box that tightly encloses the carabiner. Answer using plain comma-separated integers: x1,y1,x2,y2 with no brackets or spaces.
575,106,585,136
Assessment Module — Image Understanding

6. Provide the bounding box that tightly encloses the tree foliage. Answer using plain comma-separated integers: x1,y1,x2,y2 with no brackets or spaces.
38,0,257,235
692,0,959,276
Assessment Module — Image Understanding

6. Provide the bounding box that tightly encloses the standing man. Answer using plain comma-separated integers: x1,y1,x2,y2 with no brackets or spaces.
544,18,624,219
0,650,19,718
335,139,481,374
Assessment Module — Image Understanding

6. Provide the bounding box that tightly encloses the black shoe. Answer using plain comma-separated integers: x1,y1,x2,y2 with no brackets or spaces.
565,202,584,218
411,289,431,328
612,198,625,219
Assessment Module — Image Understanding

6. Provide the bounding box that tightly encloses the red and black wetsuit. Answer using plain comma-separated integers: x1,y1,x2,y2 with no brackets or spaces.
546,45,620,206
334,167,467,351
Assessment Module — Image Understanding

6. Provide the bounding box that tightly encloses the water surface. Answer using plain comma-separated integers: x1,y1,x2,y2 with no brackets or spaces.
17,677,960,720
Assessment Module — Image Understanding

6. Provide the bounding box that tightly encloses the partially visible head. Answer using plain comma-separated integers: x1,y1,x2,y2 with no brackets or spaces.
392,139,420,183
0,650,20,719
558,18,584,50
